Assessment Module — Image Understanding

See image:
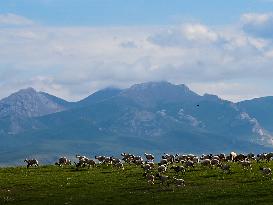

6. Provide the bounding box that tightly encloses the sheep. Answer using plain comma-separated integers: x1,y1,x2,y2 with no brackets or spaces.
111,157,122,165
239,160,252,170
211,159,220,167
85,159,96,168
142,164,152,172
185,160,194,168
201,159,211,167
175,154,187,163
260,167,272,176
192,157,199,163
158,159,168,166
201,154,212,160
170,165,185,174
55,157,71,166
24,159,39,168
162,153,175,163
218,153,226,161
158,165,167,173
103,157,113,165
218,164,231,173
95,156,106,163
121,153,134,163
134,159,144,166
156,173,170,186
229,152,237,162
143,173,155,185
144,153,155,161
114,162,124,171
173,177,185,188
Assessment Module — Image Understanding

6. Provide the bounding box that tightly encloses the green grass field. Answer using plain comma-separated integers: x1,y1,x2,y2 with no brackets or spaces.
1,161,273,205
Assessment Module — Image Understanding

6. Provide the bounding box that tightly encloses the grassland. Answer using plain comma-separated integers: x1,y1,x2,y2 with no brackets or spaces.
1,161,273,205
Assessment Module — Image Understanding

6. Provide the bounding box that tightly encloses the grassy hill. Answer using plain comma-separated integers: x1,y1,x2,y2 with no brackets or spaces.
1,162,273,205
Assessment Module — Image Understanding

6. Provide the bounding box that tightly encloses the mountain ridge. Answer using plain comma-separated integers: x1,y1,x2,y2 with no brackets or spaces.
0,81,273,165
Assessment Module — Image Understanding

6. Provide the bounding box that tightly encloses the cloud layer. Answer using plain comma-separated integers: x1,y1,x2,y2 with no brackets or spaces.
0,13,273,102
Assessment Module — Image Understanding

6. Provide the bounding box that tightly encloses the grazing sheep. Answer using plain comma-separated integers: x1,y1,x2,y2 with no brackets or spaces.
111,157,121,165
145,161,155,168
144,173,155,185
201,159,211,167
162,153,175,163
229,152,237,162
142,164,152,172
239,160,252,170
185,160,194,168
158,165,167,173
219,153,226,161
170,165,185,174
175,154,187,163
260,167,272,176
85,159,96,168
156,173,170,186
159,159,168,166
24,159,39,168
121,153,134,163
95,156,106,163
173,177,185,188
144,153,155,161
218,164,231,173
114,162,124,170
192,157,199,163
55,157,71,166
103,157,113,165
211,159,220,167
134,159,144,166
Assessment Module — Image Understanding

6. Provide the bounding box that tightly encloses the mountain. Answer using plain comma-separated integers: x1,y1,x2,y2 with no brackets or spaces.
237,97,273,132
0,88,71,134
0,82,273,165
77,87,122,107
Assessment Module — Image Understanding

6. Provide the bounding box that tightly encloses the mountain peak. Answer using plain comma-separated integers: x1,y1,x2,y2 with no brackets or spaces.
0,87,69,119
121,81,200,106
17,87,37,94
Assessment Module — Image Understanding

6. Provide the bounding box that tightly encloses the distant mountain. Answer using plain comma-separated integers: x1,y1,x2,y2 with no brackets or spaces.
0,82,273,165
0,88,71,134
77,88,122,107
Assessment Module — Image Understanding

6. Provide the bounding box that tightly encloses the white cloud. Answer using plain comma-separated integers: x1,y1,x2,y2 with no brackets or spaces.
1,13,273,102
0,13,34,26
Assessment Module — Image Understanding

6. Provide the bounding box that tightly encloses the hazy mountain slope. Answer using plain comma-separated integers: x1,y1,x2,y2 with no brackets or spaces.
237,97,273,132
76,88,122,107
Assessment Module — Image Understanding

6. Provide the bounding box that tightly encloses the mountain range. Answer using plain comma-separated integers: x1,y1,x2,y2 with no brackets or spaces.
0,81,273,165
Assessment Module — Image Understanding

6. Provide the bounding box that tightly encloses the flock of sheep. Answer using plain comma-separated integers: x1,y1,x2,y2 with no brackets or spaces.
24,151,273,188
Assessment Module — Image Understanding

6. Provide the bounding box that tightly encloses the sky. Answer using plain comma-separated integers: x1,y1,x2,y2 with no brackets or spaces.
1,0,273,102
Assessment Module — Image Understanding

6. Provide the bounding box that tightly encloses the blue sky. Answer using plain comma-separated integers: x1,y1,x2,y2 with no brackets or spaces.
0,0,273,26
0,0,273,102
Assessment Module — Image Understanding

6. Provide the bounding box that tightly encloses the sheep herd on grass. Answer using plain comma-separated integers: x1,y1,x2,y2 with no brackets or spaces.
24,151,273,188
